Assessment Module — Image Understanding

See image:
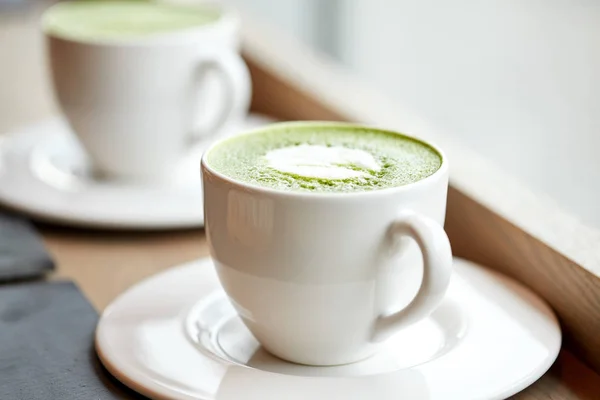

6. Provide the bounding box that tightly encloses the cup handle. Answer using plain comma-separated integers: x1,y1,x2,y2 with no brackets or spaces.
371,210,453,342
191,51,251,143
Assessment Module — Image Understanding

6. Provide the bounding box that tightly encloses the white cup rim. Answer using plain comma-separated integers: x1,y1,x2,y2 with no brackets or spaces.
41,1,240,47
201,121,449,200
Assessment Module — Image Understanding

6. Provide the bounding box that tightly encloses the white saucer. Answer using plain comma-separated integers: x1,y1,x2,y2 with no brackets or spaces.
96,257,561,400
0,114,274,230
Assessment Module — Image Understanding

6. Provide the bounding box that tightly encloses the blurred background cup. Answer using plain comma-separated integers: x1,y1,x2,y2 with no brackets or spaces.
42,1,251,182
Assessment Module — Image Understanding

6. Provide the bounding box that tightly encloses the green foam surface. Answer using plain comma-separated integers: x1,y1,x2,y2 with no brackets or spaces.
44,1,221,40
207,124,442,193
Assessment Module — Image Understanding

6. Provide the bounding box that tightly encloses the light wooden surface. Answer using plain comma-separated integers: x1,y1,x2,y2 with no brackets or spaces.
45,227,207,310
1,3,600,399
446,187,600,376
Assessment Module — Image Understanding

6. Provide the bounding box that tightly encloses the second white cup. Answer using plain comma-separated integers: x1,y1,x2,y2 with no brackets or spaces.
43,2,251,182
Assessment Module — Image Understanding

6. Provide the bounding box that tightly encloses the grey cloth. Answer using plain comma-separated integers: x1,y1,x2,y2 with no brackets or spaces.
0,212,54,282
0,281,146,399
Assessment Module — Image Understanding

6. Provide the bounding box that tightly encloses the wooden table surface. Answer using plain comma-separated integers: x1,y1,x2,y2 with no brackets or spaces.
2,3,600,399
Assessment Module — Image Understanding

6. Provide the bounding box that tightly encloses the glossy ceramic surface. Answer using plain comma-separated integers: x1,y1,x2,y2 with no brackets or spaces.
202,122,453,365
0,114,273,229
96,257,561,400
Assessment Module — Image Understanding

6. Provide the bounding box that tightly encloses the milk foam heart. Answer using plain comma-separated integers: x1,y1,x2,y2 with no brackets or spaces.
264,145,381,180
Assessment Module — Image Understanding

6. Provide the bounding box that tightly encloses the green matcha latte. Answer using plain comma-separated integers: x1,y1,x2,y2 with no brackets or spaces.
43,1,221,40
206,124,442,193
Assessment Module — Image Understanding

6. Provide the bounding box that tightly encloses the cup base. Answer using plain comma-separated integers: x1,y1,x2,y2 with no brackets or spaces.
277,351,378,367
190,289,465,375
254,339,379,367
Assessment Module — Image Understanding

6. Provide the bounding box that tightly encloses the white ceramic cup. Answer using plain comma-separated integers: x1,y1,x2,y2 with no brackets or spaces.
43,3,251,182
201,122,452,366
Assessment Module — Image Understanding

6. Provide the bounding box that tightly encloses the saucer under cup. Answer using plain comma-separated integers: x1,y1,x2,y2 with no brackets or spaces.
96,257,561,400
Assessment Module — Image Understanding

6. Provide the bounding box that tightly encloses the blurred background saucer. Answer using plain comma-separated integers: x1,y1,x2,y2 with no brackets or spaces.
0,113,274,230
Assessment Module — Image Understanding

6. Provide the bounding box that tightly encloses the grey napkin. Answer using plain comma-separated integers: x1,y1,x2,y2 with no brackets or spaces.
0,212,54,282
0,280,146,399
